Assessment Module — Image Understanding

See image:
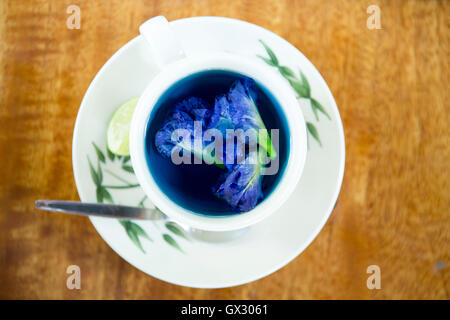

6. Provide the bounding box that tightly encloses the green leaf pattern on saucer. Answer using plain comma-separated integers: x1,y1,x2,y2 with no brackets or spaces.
258,40,331,147
87,142,187,253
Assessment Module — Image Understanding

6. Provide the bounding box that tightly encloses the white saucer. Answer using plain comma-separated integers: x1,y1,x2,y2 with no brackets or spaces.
72,17,345,288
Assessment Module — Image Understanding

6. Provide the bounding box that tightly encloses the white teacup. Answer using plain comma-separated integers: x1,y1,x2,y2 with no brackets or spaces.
130,16,307,233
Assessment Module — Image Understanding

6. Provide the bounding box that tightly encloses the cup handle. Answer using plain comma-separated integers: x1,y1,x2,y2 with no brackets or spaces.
139,16,186,68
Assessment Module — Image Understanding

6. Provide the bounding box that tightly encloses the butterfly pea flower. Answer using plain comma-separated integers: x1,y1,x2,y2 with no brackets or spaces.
208,79,276,164
208,94,246,170
213,153,266,212
209,79,274,212
155,97,211,160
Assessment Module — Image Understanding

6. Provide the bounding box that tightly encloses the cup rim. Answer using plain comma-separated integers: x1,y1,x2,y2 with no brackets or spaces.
130,53,307,231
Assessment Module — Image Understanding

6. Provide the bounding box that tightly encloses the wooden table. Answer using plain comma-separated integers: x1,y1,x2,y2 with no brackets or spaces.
0,0,448,299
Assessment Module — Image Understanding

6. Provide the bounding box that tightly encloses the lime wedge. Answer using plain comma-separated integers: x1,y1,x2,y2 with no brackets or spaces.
106,97,139,156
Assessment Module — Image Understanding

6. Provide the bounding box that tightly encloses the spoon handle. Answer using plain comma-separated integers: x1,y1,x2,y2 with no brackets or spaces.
35,200,164,220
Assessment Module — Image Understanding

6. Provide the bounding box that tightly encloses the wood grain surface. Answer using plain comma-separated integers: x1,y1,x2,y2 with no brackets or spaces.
0,0,448,299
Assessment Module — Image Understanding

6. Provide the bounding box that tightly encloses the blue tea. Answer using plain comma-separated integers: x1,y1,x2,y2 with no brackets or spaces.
145,70,289,216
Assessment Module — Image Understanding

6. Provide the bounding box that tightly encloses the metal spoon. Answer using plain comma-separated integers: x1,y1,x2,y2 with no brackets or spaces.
35,200,165,220
35,200,248,242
